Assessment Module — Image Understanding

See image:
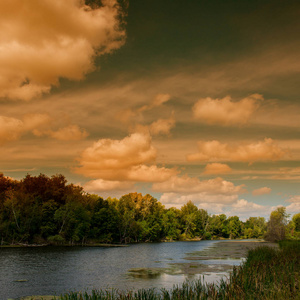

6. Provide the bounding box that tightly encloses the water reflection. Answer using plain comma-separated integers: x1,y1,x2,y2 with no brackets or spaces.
0,240,240,299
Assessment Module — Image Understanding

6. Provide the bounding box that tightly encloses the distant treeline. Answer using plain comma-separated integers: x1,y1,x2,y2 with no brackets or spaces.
0,173,299,245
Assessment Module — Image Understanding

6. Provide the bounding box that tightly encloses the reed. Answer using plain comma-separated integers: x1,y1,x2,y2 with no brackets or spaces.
51,240,300,300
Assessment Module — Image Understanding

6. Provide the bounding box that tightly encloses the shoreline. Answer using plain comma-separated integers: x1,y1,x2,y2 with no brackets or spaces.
0,238,267,248
0,243,128,248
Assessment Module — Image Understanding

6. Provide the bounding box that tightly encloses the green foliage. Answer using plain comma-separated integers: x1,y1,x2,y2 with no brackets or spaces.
286,213,300,240
265,207,289,242
244,217,266,239
47,234,65,245
293,213,300,231
226,216,243,239
0,172,298,246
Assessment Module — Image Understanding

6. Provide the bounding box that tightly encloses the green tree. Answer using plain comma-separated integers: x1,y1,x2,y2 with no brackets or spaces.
41,200,60,238
208,214,227,238
265,207,289,242
227,216,243,239
90,197,119,243
180,201,198,238
286,213,300,240
194,208,210,239
293,213,300,232
244,217,266,239
162,208,181,240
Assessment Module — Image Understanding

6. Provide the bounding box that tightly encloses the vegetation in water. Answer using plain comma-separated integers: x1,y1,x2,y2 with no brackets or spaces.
0,173,299,245
27,240,298,300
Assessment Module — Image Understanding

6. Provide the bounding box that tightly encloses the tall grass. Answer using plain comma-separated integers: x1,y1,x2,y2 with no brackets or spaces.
50,240,300,300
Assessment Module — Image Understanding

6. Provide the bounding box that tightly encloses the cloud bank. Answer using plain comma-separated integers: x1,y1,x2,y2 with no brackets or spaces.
76,132,177,182
0,0,126,100
193,94,262,126
155,175,246,209
187,138,286,163
0,114,88,144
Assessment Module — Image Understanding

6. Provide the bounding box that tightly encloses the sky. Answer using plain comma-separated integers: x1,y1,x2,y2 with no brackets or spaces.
1,0,300,220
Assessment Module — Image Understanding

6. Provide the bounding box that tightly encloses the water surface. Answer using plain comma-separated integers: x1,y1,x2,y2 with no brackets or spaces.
0,240,243,299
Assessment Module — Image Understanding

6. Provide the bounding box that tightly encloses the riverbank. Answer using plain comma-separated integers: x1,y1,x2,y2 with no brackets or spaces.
1,243,128,248
0,238,270,248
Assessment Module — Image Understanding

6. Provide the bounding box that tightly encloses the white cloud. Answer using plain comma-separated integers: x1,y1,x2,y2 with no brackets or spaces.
187,138,286,163
286,203,300,214
197,203,226,215
286,195,300,203
227,199,272,220
160,193,239,207
161,197,273,221
193,94,262,126
0,0,126,100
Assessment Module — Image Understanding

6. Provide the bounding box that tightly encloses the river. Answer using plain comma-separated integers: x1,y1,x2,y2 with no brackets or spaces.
0,240,244,299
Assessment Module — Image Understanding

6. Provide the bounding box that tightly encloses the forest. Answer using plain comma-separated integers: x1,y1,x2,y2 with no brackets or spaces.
0,173,299,246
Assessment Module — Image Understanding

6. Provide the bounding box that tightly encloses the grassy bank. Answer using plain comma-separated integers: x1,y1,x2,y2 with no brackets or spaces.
26,240,299,300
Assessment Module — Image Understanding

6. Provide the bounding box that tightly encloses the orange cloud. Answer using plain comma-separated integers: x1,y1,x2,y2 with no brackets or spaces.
192,94,262,126
138,94,171,112
84,179,135,193
118,94,172,125
0,113,88,144
48,125,88,141
203,163,232,175
0,114,50,144
187,138,286,163
252,187,271,196
0,0,126,100
76,132,177,181
149,115,175,136
153,175,245,195
22,114,52,131
0,116,23,144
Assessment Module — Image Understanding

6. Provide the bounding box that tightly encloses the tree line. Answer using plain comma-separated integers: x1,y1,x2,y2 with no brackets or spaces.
0,173,299,245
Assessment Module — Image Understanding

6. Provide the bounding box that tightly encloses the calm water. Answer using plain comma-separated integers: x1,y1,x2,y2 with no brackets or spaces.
0,240,242,299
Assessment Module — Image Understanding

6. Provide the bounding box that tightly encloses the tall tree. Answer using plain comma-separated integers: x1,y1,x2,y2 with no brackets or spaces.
265,207,289,242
